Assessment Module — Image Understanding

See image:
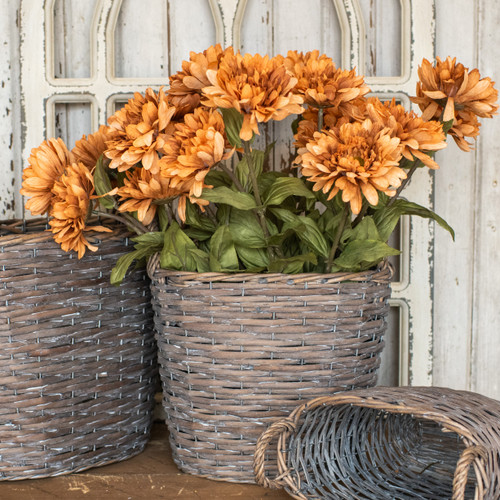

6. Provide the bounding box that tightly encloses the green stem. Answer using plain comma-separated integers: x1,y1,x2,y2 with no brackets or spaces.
351,203,369,229
317,107,324,132
219,162,246,192
242,140,283,259
326,205,350,273
93,210,148,235
386,160,420,207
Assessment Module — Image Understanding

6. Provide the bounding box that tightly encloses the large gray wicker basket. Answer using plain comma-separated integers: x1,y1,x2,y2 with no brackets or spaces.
150,262,392,483
0,220,157,480
254,386,500,499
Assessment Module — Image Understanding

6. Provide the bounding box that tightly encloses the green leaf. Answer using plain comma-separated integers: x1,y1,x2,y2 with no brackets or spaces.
94,155,115,209
442,118,454,135
188,248,210,272
334,240,400,272
157,205,169,232
373,199,455,242
209,225,239,271
349,216,382,241
131,231,164,246
235,245,269,269
219,107,243,148
266,228,296,247
270,208,329,257
268,253,317,274
263,176,316,206
110,245,152,286
185,199,216,232
234,156,250,190
228,209,266,248
251,150,265,179
205,169,232,188
200,186,257,210
161,222,200,271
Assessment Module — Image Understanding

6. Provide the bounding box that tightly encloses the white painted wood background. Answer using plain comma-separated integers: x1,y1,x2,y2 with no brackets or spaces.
0,0,499,398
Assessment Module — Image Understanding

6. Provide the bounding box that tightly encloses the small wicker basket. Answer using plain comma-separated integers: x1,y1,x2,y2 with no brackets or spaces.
0,220,157,480
254,386,500,499
150,262,392,483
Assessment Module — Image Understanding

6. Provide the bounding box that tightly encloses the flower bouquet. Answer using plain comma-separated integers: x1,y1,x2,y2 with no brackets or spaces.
20,49,497,279
19,47,498,482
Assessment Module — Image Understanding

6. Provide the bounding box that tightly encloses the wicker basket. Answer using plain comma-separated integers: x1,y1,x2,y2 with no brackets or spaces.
254,386,500,499
0,220,157,480
149,262,392,483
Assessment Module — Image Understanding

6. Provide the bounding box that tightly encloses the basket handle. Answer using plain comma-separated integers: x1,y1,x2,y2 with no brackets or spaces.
452,445,488,500
253,417,298,490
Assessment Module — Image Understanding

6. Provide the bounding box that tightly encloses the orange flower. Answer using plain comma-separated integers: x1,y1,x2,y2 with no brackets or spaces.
366,98,447,169
160,107,233,198
412,57,498,151
105,88,176,173
202,51,304,140
294,106,353,150
298,120,406,214
284,50,369,115
21,138,73,216
168,44,229,116
116,168,199,225
72,125,115,169
49,162,111,258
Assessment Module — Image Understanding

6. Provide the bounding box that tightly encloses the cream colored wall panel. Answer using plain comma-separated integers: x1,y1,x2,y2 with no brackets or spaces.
433,0,477,392
0,0,21,218
114,0,169,78
358,0,402,77
52,0,97,78
168,0,217,73
471,0,500,398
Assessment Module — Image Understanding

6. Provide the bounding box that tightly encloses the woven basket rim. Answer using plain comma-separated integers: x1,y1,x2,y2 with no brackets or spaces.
254,386,500,497
284,386,491,442
151,259,393,284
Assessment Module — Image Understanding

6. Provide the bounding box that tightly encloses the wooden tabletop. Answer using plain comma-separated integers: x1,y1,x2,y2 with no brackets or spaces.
0,423,291,500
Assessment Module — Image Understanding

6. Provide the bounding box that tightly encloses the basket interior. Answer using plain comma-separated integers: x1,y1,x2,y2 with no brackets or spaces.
283,404,476,500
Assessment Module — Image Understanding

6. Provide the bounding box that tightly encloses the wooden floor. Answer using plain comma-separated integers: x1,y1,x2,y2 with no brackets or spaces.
0,424,291,500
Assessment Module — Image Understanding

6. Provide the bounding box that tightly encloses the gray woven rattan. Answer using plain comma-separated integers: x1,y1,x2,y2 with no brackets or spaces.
254,386,500,499
0,220,157,480
150,262,392,483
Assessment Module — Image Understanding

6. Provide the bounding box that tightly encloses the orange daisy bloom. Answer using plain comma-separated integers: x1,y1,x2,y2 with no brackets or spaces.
168,44,230,116
298,120,406,214
21,137,73,216
49,162,111,258
116,168,200,225
202,51,304,141
284,50,370,115
294,106,354,150
72,125,116,169
366,98,447,169
105,88,176,173
412,56,498,151
160,107,233,198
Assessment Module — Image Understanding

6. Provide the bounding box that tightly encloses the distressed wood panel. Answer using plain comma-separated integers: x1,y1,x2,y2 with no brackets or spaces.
433,0,477,392
470,0,500,398
358,0,401,77
0,0,21,218
53,0,97,78
167,0,217,73
114,0,170,78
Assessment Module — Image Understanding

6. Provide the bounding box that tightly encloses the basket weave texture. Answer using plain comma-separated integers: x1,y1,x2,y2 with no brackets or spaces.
150,263,392,483
254,386,500,499
0,220,157,480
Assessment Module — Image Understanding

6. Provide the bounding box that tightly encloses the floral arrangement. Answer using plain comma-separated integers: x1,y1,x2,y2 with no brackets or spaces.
21,47,498,283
